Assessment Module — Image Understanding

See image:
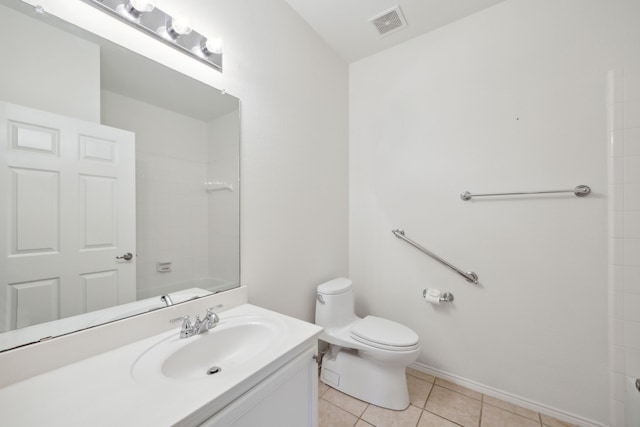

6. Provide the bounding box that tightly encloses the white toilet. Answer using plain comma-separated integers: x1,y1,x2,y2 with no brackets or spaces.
315,278,421,410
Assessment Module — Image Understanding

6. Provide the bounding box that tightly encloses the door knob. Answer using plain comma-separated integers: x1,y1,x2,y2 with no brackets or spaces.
116,252,134,261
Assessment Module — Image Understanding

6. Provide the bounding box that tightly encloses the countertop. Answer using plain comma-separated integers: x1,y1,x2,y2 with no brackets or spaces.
0,304,322,426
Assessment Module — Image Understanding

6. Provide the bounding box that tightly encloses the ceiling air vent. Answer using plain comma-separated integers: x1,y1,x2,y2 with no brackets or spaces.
369,6,407,36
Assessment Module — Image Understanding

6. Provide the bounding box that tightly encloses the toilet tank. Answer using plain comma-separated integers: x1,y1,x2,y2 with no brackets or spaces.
315,278,356,329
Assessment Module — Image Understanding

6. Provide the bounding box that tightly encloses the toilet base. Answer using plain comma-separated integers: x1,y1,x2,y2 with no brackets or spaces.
320,348,410,410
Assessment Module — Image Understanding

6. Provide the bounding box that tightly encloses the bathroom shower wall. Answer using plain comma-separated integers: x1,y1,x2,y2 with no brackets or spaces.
608,64,640,427
349,0,639,424
101,90,210,298
207,111,240,284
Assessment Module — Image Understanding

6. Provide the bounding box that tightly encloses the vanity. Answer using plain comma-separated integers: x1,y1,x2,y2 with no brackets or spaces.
0,294,322,426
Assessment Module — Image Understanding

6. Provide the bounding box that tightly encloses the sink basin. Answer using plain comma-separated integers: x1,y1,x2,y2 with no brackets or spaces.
131,313,287,382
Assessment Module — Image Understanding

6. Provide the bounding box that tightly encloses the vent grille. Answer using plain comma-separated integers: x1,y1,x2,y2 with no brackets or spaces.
370,6,407,36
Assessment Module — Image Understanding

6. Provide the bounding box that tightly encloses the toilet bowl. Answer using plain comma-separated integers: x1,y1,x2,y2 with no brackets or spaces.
315,278,421,410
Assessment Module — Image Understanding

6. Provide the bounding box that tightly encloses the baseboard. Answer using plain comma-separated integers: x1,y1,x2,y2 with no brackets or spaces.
410,362,609,427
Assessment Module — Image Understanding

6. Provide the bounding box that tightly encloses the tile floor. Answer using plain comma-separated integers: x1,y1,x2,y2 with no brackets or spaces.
318,368,577,427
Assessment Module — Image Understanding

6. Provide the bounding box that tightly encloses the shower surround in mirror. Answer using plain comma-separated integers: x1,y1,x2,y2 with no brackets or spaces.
101,91,240,300
0,0,239,351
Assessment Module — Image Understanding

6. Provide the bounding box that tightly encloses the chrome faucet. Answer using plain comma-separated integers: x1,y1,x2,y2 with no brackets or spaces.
170,305,223,339
160,294,175,306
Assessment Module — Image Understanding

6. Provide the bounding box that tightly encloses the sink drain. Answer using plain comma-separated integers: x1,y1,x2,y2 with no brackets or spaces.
207,366,222,375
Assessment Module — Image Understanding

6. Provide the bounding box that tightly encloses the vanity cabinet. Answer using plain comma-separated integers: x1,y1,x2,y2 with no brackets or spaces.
200,345,318,427
0,303,322,427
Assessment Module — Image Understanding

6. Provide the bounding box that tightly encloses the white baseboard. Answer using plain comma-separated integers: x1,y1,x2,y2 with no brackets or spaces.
410,361,609,427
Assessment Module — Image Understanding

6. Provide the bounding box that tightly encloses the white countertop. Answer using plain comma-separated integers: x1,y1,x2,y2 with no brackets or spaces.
0,304,322,426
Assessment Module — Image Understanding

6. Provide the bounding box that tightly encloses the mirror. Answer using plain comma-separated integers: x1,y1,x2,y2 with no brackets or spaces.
0,0,240,352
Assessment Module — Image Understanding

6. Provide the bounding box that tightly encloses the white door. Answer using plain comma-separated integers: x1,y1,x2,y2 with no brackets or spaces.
0,101,136,332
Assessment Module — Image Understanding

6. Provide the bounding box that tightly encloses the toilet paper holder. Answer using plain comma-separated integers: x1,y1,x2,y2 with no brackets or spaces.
423,289,454,303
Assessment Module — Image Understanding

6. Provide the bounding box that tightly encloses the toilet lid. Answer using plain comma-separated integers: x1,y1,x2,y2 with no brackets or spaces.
350,316,419,350
317,277,352,295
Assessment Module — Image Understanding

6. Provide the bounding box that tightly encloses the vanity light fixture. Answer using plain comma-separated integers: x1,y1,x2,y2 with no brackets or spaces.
116,0,155,21
84,0,223,72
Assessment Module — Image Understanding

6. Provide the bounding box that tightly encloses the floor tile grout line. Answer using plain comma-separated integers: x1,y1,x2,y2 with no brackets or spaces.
414,407,424,427
434,381,482,401
422,408,466,427
320,393,369,419
320,395,361,420
423,380,435,409
406,371,436,384
482,399,543,422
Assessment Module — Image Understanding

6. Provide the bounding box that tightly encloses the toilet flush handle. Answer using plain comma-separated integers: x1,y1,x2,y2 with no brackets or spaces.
317,294,325,304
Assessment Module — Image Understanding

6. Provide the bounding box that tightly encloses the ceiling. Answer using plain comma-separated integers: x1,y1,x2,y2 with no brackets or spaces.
284,0,508,62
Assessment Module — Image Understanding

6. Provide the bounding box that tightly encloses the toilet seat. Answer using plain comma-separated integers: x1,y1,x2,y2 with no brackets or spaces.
350,316,419,351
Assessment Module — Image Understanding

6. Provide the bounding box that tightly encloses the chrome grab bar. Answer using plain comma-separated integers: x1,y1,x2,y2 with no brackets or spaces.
392,229,478,284
460,185,590,201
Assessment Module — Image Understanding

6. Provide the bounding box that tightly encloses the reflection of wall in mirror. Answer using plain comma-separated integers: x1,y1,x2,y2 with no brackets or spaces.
208,112,240,283
101,91,239,297
102,91,204,297
0,3,100,122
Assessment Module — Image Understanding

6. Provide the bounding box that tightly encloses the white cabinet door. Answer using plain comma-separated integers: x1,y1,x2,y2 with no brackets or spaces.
200,346,319,427
0,101,136,332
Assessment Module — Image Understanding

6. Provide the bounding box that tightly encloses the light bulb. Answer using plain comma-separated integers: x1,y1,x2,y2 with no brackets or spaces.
129,0,154,13
167,17,192,38
202,37,223,55
116,0,154,20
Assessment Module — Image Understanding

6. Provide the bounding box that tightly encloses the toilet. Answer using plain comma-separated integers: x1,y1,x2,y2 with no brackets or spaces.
315,278,421,410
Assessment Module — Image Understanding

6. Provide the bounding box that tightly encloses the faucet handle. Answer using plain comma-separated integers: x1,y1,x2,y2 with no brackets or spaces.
205,306,221,327
170,315,192,328
170,315,194,339
206,306,222,318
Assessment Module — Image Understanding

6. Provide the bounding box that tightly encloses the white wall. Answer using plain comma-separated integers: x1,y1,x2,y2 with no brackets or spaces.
207,111,240,284
349,0,639,424
0,3,100,122
608,64,640,427
101,90,210,298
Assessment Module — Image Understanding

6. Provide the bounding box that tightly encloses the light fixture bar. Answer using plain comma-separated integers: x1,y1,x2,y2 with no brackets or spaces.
84,0,222,72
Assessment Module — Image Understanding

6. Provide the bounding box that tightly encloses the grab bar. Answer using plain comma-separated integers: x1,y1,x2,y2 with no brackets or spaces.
460,185,590,201
392,229,478,284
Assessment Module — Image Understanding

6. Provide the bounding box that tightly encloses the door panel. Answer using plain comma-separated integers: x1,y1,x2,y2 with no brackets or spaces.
11,167,59,254
80,174,117,248
0,101,136,333
9,120,59,155
8,278,60,329
82,270,118,312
